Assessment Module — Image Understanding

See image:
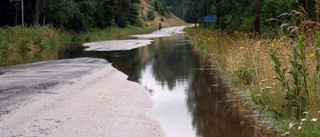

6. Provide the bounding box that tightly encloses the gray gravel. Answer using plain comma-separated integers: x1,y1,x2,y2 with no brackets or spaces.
0,58,163,137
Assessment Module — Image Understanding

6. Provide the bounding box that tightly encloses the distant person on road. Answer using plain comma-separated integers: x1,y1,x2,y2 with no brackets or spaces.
158,21,162,31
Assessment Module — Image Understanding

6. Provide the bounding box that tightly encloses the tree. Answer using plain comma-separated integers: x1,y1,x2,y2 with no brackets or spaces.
67,0,96,31
33,0,40,25
254,0,261,34
94,0,117,28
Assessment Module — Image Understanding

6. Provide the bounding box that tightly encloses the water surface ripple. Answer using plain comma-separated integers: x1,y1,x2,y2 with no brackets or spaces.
85,34,257,137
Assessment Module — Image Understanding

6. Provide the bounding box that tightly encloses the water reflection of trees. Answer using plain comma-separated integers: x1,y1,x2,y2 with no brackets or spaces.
100,50,143,81
84,34,259,137
112,51,143,81
86,35,197,91
187,65,255,137
152,36,196,90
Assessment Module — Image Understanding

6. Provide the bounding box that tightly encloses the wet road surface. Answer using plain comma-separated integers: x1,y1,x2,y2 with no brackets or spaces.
0,58,163,136
0,26,187,137
0,26,271,137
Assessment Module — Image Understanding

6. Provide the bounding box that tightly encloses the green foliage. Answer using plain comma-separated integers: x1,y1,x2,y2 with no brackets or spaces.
269,36,316,119
1,0,315,36
163,0,187,19
216,0,254,32
0,25,158,67
152,0,169,16
261,0,296,37
0,0,144,31
147,10,156,21
235,66,255,85
291,122,320,137
163,0,318,36
129,4,143,26
0,28,7,55
0,26,61,66
93,0,117,28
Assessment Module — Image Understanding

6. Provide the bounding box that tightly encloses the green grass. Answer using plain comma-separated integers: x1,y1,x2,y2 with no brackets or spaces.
0,26,60,66
78,25,157,43
0,25,158,67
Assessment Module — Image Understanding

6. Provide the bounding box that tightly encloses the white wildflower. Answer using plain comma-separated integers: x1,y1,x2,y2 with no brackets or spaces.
288,122,294,129
281,132,289,136
298,126,302,130
243,101,248,106
301,118,307,122
261,86,272,91
311,118,318,122
303,112,308,115
260,79,268,83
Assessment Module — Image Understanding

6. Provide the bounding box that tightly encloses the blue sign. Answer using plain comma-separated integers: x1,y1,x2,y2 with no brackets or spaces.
204,15,216,24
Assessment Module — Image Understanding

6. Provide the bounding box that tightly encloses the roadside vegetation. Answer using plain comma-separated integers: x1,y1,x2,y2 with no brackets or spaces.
0,26,60,66
1,0,318,135
0,25,161,67
186,1,320,136
0,0,184,67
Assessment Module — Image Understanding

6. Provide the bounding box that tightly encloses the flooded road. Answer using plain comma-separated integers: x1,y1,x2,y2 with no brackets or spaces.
81,34,258,136
0,26,271,137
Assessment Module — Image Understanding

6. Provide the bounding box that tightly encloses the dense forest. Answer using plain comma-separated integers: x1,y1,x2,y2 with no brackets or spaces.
163,0,318,36
0,0,145,31
1,0,318,36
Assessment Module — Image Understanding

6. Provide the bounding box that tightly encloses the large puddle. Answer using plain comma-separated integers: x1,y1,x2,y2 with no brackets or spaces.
77,34,261,136
1,30,270,136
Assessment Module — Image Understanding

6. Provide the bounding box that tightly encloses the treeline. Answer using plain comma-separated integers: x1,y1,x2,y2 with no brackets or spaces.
151,0,169,16
162,0,319,36
0,0,142,31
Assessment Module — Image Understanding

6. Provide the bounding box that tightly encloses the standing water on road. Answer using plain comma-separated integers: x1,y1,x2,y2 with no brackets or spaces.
81,34,259,137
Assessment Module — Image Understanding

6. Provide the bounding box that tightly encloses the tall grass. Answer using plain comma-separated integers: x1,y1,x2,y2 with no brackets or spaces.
0,26,61,66
0,25,159,67
186,29,320,136
186,2,320,135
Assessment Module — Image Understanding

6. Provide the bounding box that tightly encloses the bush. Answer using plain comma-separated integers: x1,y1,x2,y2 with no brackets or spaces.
147,10,156,21
235,66,255,85
153,1,168,16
